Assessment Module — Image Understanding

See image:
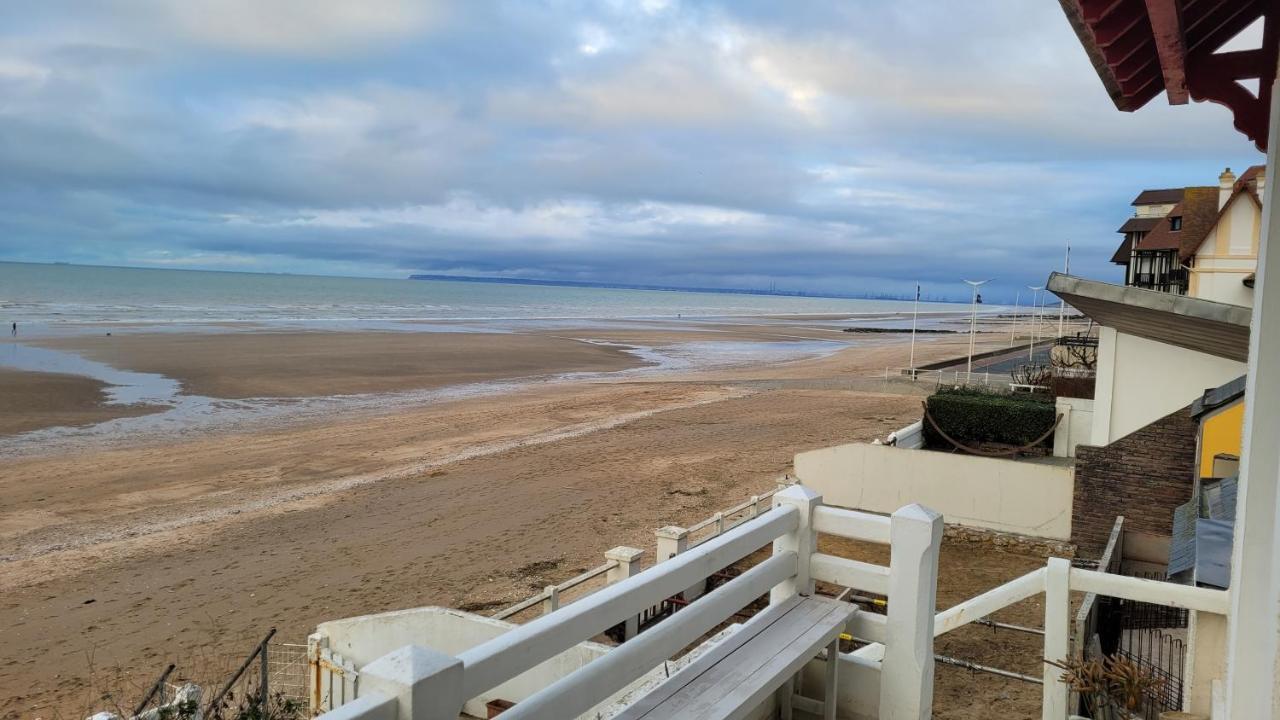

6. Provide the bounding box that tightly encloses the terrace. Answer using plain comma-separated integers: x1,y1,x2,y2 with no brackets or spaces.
309,1,1279,717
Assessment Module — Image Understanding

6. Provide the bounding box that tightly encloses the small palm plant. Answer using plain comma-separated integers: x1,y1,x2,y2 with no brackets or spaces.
1047,654,1164,719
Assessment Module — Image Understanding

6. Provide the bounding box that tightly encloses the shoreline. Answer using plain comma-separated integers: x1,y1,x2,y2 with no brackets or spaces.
0,327,1006,717
0,319,900,451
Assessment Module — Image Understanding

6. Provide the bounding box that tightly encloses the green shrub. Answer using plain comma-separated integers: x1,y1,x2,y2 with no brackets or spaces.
923,387,1056,450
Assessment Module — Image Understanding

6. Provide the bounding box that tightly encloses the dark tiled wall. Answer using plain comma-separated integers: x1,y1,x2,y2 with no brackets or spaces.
1072,407,1198,557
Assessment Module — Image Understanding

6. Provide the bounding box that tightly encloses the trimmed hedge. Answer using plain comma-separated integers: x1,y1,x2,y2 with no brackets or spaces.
922,387,1056,450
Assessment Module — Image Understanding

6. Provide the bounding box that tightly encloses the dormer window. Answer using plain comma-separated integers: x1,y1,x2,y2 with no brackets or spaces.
1170,216,1183,230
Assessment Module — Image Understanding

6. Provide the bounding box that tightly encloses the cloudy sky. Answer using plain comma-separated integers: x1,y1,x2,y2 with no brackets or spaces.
0,1,1264,301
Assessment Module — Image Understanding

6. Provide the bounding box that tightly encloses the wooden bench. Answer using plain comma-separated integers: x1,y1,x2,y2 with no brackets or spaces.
613,595,856,720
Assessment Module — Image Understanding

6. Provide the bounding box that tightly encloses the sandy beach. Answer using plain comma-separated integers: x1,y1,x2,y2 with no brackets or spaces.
0,324,1016,718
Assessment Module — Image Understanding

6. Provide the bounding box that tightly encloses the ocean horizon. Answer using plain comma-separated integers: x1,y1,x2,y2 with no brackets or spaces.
0,261,975,328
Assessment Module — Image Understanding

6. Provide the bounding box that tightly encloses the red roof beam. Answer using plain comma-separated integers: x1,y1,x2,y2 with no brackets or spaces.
1093,3,1149,46
1144,0,1189,103
1080,0,1129,24
1185,0,1263,56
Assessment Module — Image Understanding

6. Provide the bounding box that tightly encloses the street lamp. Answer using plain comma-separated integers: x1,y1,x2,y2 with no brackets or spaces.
1009,289,1021,348
963,279,992,374
1027,285,1044,362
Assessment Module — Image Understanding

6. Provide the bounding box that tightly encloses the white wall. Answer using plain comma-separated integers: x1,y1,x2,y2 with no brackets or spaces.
1053,396,1094,458
793,442,1074,540
1090,327,1245,446
1192,190,1258,307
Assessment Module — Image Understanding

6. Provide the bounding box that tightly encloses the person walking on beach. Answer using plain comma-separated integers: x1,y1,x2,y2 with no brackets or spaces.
9,322,14,337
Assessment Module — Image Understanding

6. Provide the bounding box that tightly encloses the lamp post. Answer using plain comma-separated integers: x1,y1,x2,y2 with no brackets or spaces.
1027,285,1044,362
1009,289,1020,348
963,279,992,375
1057,242,1071,338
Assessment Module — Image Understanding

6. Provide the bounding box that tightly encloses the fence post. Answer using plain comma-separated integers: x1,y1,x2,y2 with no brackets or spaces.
880,503,942,720
750,495,760,518
541,585,559,615
656,526,703,600
769,484,822,606
359,645,463,720
713,512,725,536
1043,557,1071,720
260,643,270,708
307,634,327,715
605,547,645,640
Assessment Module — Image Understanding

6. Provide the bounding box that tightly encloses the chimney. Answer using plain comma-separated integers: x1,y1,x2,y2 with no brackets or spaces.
1256,169,1266,204
1219,167,1236,210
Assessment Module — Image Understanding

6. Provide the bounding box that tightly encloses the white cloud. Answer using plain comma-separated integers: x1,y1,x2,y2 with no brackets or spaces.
158,0,444,55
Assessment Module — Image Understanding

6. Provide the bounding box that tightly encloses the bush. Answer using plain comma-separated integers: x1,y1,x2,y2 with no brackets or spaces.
922,387,1056,450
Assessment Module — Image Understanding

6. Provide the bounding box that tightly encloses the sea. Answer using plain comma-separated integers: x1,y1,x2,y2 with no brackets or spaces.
0,262,982,454
0,261,964,330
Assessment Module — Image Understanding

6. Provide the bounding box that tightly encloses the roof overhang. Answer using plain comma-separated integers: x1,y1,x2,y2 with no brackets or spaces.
1057,0,1278,151
1047,272,1251,361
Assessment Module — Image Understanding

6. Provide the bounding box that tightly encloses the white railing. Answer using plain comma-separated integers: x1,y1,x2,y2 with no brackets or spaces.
878,419,924,449
885,367,1001,388
850,558,1229,720
685,489,777,548
312,486,948,720
490,489,778,622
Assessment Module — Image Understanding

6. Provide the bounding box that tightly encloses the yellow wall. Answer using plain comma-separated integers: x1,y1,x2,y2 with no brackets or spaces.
1200,402,1245,478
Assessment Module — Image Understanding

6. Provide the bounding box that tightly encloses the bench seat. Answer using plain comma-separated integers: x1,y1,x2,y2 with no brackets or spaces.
613,594,855,720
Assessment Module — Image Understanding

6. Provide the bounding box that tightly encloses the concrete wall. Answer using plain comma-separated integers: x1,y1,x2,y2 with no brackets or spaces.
1091,327,1245,446
793,442,1074,540
1053,396,1094,458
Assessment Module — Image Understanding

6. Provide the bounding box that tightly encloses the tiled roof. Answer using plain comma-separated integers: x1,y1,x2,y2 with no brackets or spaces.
1134,187,1219,260
1132,188,1185,205
1110,237,1134,265
1117,217,1161,233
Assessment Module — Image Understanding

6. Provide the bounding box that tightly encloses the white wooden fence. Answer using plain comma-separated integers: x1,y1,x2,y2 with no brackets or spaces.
312,486,944,720
309,485,1228,720
490,488,779,622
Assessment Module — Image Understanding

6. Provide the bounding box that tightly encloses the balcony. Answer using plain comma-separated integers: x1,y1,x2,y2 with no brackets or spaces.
307,486,1228,720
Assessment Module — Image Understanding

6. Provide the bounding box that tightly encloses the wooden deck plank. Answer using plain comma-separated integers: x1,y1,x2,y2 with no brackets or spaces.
612,595,803,718
615,595,854,720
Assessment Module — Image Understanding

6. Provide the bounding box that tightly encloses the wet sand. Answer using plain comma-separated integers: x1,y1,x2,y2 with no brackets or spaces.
34,331,644,400
0,328,1011,717
0,369,161,436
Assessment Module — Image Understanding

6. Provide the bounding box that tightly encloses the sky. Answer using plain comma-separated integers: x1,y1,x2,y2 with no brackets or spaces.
0,1,1266,302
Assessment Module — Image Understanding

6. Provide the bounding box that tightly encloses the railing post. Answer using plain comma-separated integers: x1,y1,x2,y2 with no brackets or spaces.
541,585,559,615
360,645,463,720
880,504,942,720
1042,557,1070,720
713,512,725,536
656,525,703,600
750,495,760,518
605,546,645,640
769,484,821,605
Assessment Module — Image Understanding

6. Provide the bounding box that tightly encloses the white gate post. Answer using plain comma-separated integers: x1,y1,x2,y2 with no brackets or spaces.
359,645,463,720
879,503,942,720
769,484,821,605
1042,557,1071,720
605,546,645,639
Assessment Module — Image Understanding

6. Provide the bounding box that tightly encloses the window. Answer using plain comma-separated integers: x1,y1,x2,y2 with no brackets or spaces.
1170,216,1183,230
